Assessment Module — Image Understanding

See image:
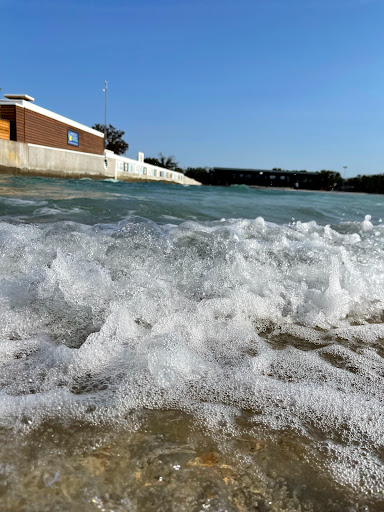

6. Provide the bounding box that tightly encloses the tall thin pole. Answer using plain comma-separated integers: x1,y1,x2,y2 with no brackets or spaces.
341,166,347,191
103,80,108,150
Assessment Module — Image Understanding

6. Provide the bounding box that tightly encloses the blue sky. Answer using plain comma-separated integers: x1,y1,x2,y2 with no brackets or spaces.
1,0,384,177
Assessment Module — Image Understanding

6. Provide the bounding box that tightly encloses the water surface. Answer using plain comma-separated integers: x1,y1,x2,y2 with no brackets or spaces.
0,175,383,511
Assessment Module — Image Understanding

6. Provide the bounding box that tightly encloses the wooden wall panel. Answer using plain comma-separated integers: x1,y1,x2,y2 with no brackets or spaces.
0,119,10,140
0,104,104,154
0,105,17,141
16,106,25,142
24,109,104,154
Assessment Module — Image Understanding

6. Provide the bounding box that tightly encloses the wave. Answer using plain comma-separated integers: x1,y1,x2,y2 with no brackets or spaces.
0,216,383,498
229,184,251,191
0,196,48,207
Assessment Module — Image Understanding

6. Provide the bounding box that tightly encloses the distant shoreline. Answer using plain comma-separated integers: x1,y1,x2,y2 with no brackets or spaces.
247,185,371,195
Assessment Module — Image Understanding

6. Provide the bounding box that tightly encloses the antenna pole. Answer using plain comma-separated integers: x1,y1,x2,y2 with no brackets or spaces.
103,80,108,150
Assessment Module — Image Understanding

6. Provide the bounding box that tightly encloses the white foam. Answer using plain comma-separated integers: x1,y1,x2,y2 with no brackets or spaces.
0,216,383,496
362,214,373,231
0,197,47,207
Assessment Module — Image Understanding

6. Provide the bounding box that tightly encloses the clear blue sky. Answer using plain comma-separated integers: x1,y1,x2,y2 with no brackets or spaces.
1,0,384,177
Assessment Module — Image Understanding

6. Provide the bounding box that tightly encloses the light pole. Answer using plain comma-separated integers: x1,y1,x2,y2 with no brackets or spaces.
103,80,108,150
342,166,347,190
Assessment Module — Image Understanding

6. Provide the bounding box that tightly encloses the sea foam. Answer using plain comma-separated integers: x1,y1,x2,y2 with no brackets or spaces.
0,216,383,497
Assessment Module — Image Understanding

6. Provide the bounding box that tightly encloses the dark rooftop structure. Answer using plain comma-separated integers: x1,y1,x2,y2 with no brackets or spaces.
211,167,322,189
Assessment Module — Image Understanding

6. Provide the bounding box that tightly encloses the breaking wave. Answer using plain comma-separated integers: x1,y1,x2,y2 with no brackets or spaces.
0,214,383,502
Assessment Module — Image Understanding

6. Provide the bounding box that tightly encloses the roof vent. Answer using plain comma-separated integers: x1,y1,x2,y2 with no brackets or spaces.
4,94,35,102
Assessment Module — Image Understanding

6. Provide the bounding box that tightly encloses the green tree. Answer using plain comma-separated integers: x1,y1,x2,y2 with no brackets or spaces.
317,170,343,190
92,124,129,155
144,153,180,171
345,173,384,193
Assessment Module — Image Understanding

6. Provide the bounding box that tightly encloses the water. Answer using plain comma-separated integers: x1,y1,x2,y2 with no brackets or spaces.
0,174,383,511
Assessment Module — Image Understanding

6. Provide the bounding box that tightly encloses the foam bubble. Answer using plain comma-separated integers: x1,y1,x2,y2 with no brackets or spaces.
0,216,383,497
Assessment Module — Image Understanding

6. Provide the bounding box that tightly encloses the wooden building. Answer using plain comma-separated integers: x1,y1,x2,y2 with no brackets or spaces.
0,119,10,140
0,94,104,155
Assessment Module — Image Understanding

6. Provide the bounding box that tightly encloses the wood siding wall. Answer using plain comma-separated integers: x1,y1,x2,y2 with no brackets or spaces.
0,105,104,155
0,105,17,141
0,119,10,140
16,106,25,142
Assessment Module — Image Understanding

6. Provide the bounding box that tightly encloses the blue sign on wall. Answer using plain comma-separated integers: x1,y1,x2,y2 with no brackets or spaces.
68,130,79,146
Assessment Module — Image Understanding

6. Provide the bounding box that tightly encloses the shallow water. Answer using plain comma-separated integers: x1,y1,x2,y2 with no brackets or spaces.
0,175,383,511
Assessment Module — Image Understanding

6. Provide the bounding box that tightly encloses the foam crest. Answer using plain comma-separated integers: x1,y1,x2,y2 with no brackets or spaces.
0,216,383,497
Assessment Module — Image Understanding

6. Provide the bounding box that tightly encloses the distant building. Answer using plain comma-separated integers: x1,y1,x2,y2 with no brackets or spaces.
211,167,321,189
0,93,201,185
0,94,104,155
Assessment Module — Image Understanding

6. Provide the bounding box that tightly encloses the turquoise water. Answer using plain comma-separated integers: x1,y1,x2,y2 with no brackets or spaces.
0,175,382,226
0,174,383,511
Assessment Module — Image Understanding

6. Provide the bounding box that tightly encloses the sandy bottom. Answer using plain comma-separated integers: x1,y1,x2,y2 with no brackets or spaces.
1,410,380,512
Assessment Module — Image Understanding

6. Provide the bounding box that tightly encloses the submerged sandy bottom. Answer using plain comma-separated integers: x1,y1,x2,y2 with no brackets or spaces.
1,409,381,512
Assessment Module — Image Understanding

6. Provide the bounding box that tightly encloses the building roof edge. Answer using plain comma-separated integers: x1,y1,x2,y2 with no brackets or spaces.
0,99,104,138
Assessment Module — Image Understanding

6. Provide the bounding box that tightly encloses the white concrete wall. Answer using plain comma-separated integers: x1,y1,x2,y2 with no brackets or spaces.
0,140,201,185
0,139,29,172
28,144,110,179
108,152,201,185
